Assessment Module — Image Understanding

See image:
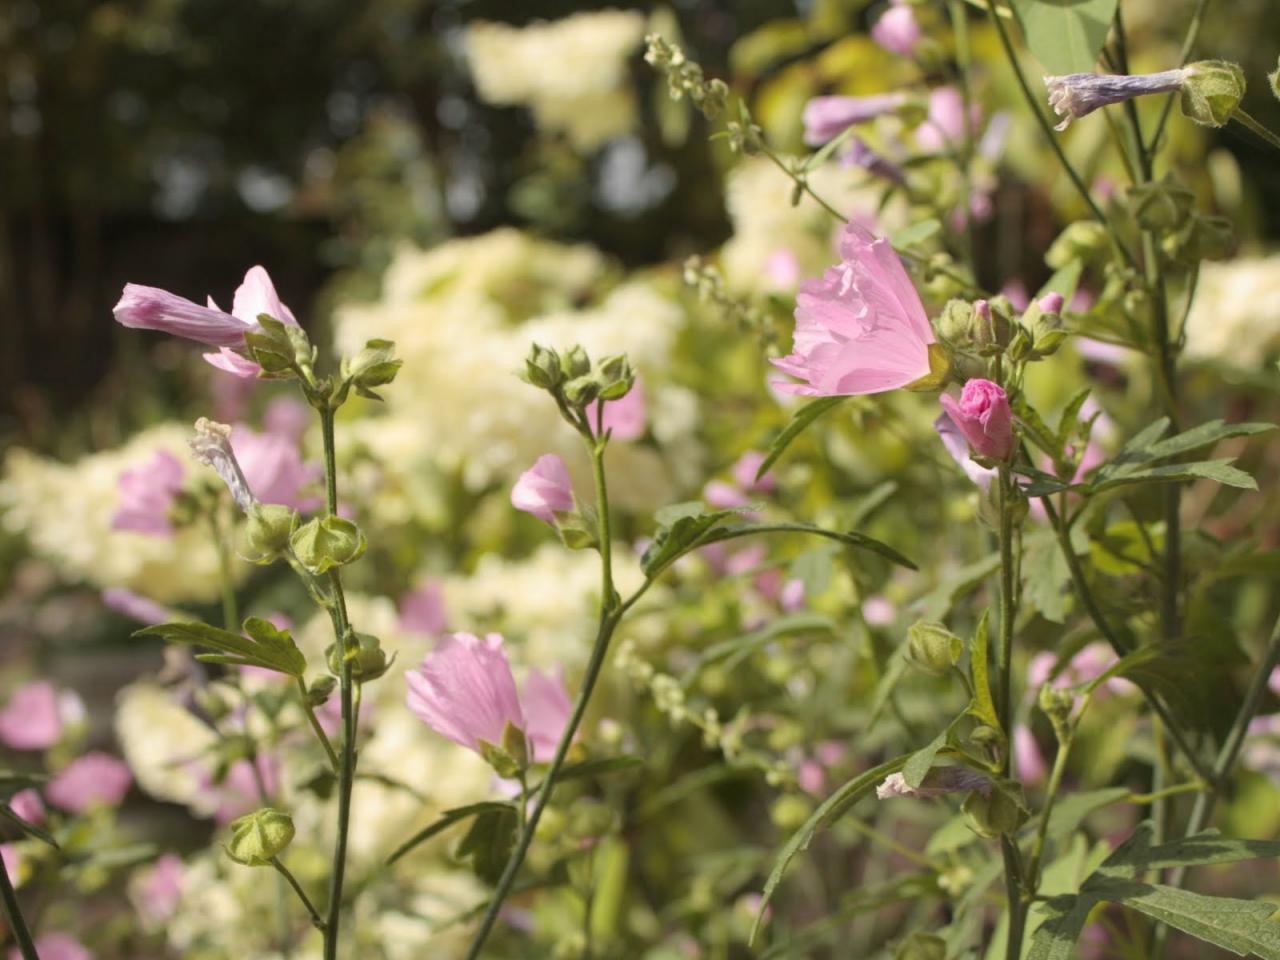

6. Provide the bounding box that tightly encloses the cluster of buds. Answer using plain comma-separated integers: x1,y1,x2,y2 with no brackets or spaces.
937,294,1064,363
644,34,730,120
522,343,636,431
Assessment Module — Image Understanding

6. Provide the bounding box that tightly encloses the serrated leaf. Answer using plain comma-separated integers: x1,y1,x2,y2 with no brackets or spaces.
1143,420,1274,460
756,397,848,480
966,610,1002,737
903,724,951,789
751,754,909,943
1026,895,1100,960
456,806,519,886
1009,0,1118,75
135,621,306,677
1091,458,1257,493
1095,825,1280,876
386,801,517,866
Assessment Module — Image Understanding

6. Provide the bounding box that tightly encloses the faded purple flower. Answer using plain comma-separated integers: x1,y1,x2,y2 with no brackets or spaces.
113,450,185,537
406,633,525,755
877,765,991,799
916,87,980,153
190,418,255,513
1045,70,1188,131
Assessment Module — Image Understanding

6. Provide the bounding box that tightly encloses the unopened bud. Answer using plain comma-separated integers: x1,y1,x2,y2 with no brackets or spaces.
961,784,1026,838
905,621,963,676
225,808,295,866
245,503,298,562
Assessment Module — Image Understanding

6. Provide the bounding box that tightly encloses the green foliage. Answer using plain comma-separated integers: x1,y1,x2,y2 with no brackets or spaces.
755,397,849,481
1009,0,1119,74
456,805,520,886
136,619,307,677
385,801,518,867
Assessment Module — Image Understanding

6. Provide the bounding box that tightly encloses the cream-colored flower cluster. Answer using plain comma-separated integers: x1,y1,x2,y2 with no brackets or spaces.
465,10,647,150
1183,255,1280,369
0,422,233,603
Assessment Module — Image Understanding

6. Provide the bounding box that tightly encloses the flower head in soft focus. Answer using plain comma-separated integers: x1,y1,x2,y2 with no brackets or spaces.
871,0,921,57
916,87,981,153
8,789,44,826
511,454,575,524
47,751,132,813
406,633,526,756
938,379,1013,461
522,667,573,763
230,424,321,511
101,588,178,626
1044,70,1188,130
399,579,448,635
112,450,185,537
113,265,297,379
9,933,91,960
0,682,82,751
772,223,936,397
132,853,186,929
802,93,908,146
589,376,647,441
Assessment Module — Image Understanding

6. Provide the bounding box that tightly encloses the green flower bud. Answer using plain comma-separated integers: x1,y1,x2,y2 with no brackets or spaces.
561,345,591,379
244,503,299,563
339,338,402,402
1180,60,1246,127
906,621,964,676
243,316,300,378
961,784,1026,839
594,353,635,401
290,515,367,575
522,344,564,390
894,932,947,960
1045,221,1109,269
225,808,295,866
1127,176,1195,232
326,632,392,683
562,375,602,407
1038,683,1076,726
936,299,975,344
305,675,336,707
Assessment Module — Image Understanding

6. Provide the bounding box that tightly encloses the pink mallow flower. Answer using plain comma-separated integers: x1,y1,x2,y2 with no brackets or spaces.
47,752,132,813
522,668,573,763
916,87,981,153
802,93,908,146
407,633,526,755
938,379,1013,461
0,682,82,751
114,265,298,379
231,425,322,511
10,934,92,960
772,223,935,397
134,853,186,928
732,451,775,495
399,579,448,635
871,0,921,57
589,376,647,441
8,789,44,826
511,454,575,524
112,450,185,537
934,412,998,489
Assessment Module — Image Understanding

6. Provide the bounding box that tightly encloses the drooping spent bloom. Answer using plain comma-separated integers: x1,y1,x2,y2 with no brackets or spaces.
871,0,921,58
1045,70,1189,131
938,379,1014,461
101,588,180,626
522,667,573,763
802,93,908,146
47,752,133,813
112,450,185,537
231,425,322,510
772,223,936,397
406,633,525,755
588,375,647,441
190,418,255,513
511,454,575,524
877,765,991,799
9,934,92,960
114,265,298,378
0,681,82,751
399,579,448,635
915,87,980,153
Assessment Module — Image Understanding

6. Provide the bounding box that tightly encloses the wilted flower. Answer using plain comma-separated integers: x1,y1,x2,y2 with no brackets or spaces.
871,0,921,58
876,766,991,799
511,454,575,524
112,450,185,537
802,93,909,146
1045,70,1189,131
406,633,526,755
938,379,1014,461
0,681,82,751
772,223,936,397
47,751,133,813
190,418,255,513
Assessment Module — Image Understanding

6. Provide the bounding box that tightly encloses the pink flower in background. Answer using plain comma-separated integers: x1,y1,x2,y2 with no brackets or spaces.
1037,292,1065,314
0,844,19,884
732,451,775,495
589,376,647,441
916,87,981,153
407,633,526,755
772,223,935,397
798,760,826,795
0,681,80,751
862,595,897,627
135,853,185,926
47,752,132,813
703,480,751,510
780,578,806,612
101,589,177,626
8,789,44,826
211,756,280,824
10,933,92,960
399,579,448,635
230,425,322,510
1014,724,1048,785
871,0,921,57
765,249,801,290
522,668,573,763
939,379,1013,460
263,395,311,444
511,454,574,524
112,450,185,537
802,93,908,145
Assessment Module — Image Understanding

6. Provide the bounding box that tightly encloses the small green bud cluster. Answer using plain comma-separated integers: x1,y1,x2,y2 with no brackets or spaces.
244,316,317,384
244,503,300,563
520,343,636,435
644,34,729,120
337,338,402,404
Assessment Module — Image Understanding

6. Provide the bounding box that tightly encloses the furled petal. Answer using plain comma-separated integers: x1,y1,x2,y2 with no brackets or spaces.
511,454,575,524
231,265,298,327
114,284,251,348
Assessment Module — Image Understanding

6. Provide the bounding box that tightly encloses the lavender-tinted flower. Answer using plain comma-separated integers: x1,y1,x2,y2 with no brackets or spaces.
877,765,992,799
802,93,909,146
190,418,256,513
1045,70,1189,131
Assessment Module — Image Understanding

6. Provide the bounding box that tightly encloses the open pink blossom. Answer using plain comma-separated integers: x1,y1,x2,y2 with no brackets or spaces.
399,579,448,635
112,450,185,537
47,752,132,813
522,668,573,763
230,425,322,510
407,633,525,755
0,681,80,751
772,223,935,397
731,451,775,494
9,934,92,960
802,93,908,146
511,454,574,524
916,87,981,153
135,853,186,927
938,379,1013,460
589,376,647,441
871,0,921,57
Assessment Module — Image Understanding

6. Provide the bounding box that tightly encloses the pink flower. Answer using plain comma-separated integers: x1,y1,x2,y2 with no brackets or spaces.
8,789,44,826
0,682,78,751
406,633,525,755
47,752,132,813
938,379,1013,460
112,450,185,537
10,934,92,960
511,454,574,524
798,760,826,795
522,668,573,763
862,595,898,627
871,0,921,57
230,425,322,510
732,451,775,494
399,579,448,635
589,377,647,442
135,853,185,927
772,223,935,397
1037,292,1065,314
764,249,801,290
101,588,177,626
780,578,806,612
802,93,908,146
703,479,751,510
934,412,998,488
203,266,300,378
262,396,311,444
1014,724,1048,786
1,845,19,884
211,756,279,824
916,87,980,153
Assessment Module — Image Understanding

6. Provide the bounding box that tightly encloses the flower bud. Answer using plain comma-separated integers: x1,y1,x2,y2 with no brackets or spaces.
936,299,975,344
327,632,391,682
561,345,591,380
594,354,636,402
225,808,295,866
1179,60,1246,127
244,503,299,562
339,338,402,401
894,932,947,960
306,675,336,707
523,344,564,390
562,375,602,407
1038,682,1075,726
961,784,1026,838
905,621,963,676
478,720,529,779
290,515,367,575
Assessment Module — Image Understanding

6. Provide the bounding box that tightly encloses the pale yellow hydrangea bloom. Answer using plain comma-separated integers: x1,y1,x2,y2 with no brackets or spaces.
1183,255,1280,368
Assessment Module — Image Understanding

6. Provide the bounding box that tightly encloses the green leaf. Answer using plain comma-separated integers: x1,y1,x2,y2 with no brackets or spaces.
0,804,58,849
1143,419,1274,460
1038,787,1130,846
918,553,1001,621
640,503,752,578
135,620,306,677
751,754,909,943
966,610,1002,737
903,720,958,789
549,755,645,784
890,218,942,250
1098,826,1280,876
456,805,519,886
1026,895,1100,960
1008,0,1119,75
699,522,917,570
755,397,848,480
1091,458,1257,493
1022,529,1072,623
386,801,516,866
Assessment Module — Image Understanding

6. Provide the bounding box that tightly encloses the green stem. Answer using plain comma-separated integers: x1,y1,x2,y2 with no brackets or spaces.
948,0,979,276
0,853,38,960
296,677,340,773
1026,726,1074,894
1232,109,1280,153
272,857,326,932
463,442,622,960
1146,0,1210,156
1125,780,1206,806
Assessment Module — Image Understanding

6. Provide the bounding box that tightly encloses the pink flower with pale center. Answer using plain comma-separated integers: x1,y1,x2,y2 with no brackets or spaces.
871,0,921,57
511,454,575,524
703,479,751,510
522,668,573,763
407,633,525,755
134,853,186,927
589,377,647,442
112,450,185,537
772,223,935,397
9,933,92,960
47,752,132,813
399,579,448,635
0,681,77,751
938,379,1013,461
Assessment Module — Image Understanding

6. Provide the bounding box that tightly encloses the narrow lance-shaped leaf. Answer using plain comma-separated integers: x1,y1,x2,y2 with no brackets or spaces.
755,397,848,481
385,801,518,866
